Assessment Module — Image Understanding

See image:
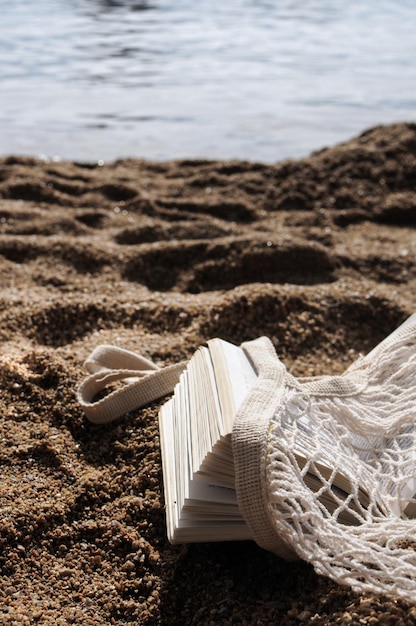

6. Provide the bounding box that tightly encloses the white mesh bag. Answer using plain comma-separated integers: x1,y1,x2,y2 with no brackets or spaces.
233,313,416,602
78,314,416,602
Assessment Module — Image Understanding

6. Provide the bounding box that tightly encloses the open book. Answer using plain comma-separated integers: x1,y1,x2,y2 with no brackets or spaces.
159,316,416,544
159,339,256,543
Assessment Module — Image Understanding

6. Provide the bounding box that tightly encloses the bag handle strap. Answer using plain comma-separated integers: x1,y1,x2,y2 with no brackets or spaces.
285,314,416,397
77,345,186,424
78,314,416,424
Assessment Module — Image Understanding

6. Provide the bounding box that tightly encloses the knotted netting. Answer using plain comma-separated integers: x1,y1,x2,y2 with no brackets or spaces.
233,314,416,602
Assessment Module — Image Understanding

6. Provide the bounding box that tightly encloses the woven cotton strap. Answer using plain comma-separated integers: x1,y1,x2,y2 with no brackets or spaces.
77,344,186,424
232,337,297,559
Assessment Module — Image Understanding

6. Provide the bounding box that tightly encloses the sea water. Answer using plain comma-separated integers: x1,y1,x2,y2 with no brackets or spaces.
1,0,415,163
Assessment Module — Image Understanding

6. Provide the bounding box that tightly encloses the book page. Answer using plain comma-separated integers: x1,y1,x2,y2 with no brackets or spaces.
208,338,257,433
158,398,178,542
351,428,416,517
158,340,254,544
187,346,223,473
277,403,387,523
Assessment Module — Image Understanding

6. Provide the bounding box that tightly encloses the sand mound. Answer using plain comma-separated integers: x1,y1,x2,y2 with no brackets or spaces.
1,123,415,624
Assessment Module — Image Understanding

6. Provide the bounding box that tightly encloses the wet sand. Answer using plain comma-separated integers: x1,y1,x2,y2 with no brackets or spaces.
1,122,415,624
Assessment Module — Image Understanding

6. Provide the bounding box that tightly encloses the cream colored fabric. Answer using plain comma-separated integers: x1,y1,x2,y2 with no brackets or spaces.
77,344,186,423
232,337,297,560
234,314,416,602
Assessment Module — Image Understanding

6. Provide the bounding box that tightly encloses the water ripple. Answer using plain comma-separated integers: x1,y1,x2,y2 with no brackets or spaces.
1,0,416,162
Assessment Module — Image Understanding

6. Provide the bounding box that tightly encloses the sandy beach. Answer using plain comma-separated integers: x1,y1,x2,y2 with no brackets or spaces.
1,122,415,624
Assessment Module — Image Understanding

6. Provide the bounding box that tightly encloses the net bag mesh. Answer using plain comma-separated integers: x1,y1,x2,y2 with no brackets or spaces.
233,315,416,602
